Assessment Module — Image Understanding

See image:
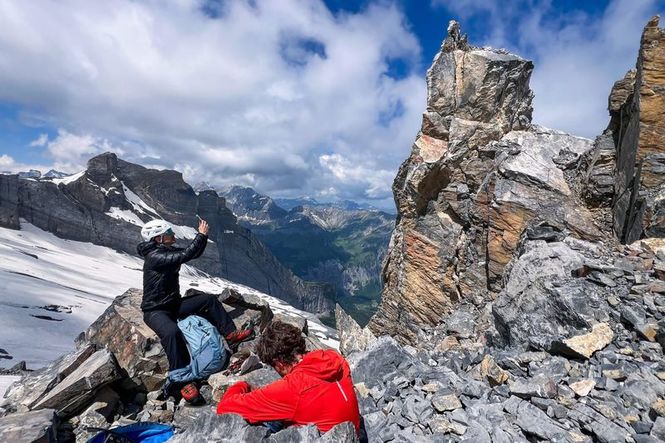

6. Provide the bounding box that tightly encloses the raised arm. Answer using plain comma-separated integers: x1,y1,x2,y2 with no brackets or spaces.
149,232,208,269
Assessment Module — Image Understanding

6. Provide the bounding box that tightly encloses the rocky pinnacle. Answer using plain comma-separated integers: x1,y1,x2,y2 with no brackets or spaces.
369,17,665,346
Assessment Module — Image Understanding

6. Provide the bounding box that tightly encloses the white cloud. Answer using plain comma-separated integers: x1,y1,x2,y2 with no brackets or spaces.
433,0,664,138
319,153,395,200
43,130,126,173
28,133,48,147
0,154,53,175
0,0,425,209
0,154,15,169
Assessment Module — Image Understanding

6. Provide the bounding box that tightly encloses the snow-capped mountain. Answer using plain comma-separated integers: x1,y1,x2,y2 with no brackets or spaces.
0,221,337,370
17,169,41,179
220,185,288,225
5,169,70,180
0,153,334,316
42,169,70,179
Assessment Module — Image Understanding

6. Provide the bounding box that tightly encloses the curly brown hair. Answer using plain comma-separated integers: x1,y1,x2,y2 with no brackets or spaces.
255,320,306,366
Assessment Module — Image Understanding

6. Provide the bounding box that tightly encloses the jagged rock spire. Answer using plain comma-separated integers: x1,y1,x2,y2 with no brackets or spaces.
442,20,469,52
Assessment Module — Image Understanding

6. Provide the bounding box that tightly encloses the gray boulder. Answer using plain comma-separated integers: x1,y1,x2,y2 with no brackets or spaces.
2,344,96,413
170,411,267,443
32,349,119,417
336,304,376,357
0,409,58,443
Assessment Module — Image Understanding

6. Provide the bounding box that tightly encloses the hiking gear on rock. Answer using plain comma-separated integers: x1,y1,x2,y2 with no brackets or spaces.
142,293,235,371
167,315,230,383
223,351,261,376
225,328,255,345
137,233,207,311
180,382,200,402
140,220,175,241
217,349,360,434
87,422,173,443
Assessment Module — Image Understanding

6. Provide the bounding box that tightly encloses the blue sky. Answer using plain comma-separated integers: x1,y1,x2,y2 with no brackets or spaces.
0,0,663,211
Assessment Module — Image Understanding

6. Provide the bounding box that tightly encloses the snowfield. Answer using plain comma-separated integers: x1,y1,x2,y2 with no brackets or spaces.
0,221,337,370
0,376,20,397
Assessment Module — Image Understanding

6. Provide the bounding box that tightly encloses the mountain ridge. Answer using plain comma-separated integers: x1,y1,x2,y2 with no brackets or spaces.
0,153,334,316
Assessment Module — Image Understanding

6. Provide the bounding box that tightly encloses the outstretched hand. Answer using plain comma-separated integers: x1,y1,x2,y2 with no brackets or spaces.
198,219,209,236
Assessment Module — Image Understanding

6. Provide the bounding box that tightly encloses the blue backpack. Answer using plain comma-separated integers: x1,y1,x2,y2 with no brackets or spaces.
168,315,230,384
87,422,173,443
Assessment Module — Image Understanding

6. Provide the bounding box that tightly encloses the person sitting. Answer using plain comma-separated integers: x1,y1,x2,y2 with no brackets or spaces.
137,218,254,403
216,320,360,434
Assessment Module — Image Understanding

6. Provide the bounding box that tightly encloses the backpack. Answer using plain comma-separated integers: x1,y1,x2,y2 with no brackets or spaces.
167,315,230,384
87,422,173,443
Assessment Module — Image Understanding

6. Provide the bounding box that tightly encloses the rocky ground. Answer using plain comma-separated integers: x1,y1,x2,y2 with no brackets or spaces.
3,235,665,442
338,235,665,442
0,288,344,442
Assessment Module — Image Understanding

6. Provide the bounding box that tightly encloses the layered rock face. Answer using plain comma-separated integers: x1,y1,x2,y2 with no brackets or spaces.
370,21,600,343
0,153,333,315
370,18,665,346
612,16,665,243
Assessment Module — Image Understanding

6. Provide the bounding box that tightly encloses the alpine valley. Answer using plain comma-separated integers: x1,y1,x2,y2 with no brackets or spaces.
219,186,395,325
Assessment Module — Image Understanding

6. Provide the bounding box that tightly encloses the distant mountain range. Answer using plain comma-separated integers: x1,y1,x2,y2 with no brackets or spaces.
9,169,71,180
219,185,395,325
2,164,394,325
273,196,385,212
0,154,334,316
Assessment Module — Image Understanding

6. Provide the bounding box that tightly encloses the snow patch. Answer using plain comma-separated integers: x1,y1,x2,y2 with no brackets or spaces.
0,375,20,396
121,182,161,217
106,207,145,226
51,170,85,185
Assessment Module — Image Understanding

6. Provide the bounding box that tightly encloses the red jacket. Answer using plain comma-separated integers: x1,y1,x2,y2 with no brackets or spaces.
216,349,360,433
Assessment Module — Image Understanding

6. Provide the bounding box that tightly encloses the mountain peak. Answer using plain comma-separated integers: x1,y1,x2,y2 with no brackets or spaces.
87,152,119,182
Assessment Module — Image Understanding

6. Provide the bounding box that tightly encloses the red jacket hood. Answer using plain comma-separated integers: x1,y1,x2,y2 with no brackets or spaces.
291,349,347,382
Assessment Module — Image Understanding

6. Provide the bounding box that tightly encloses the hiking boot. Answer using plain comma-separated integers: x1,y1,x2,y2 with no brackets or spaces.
225,328,255,345
180,382,205,405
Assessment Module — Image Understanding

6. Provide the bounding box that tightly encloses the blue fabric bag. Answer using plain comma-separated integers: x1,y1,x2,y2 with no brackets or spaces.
87,422,173,443
168,315,229,384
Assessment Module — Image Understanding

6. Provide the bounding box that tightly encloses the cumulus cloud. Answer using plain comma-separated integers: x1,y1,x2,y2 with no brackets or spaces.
45,130,129,172
319,153,395,199
0,0,426,210
433,0,664,138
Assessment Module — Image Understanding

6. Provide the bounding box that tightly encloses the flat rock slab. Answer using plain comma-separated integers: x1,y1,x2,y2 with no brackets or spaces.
499,129,592,196
431,393,462,412
569,379,596,397
509,375,558,399
170,411,268,443
503,396,572,441
33,349,119,417
2,344,96,412
552,323,614,359
0,408,57,443
208,366,280,403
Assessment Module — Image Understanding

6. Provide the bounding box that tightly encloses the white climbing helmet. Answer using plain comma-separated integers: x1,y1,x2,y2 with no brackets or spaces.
141,219,174,241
